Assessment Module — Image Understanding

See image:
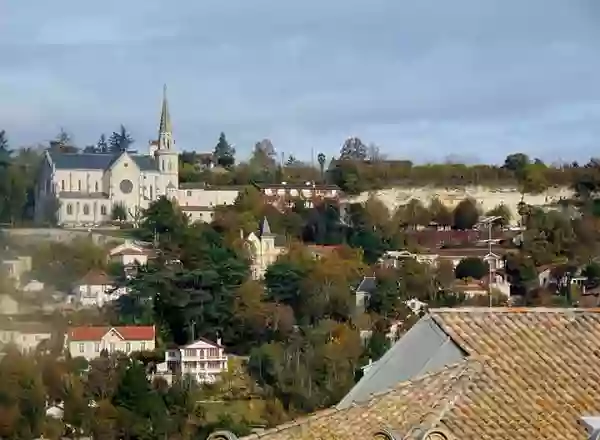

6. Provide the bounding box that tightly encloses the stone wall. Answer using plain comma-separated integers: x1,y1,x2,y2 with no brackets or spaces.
347,186,574,224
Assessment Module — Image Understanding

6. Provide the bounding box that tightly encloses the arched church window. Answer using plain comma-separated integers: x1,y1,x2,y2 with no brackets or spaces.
95,182,99,192
100,205,107,216
83,204,90,215
161,160,165,171
66,204,73,215
168,160,172,171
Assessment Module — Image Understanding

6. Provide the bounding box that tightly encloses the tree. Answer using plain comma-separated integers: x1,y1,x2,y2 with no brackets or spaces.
137,196,189,244
213,132,236,168
108,125,134,153
339,137,367,161
0,130,10,168
394,199,431,229
249,139,278,176
503,153,530,174
455,257,489,280
453,198,479,230
486,204,512,227
49,128,78,153
97,134,109,154
317,153,326,181
428,197,452,227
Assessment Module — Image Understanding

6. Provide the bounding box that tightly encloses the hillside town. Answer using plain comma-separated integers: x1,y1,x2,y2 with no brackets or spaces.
0,82,599,440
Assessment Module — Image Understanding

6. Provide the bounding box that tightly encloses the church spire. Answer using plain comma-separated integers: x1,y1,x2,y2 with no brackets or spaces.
159,84,172,135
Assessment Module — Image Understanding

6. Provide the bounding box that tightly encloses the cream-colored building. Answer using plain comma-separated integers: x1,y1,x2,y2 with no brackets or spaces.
155,337,227,385
34,87,240,226
66,325,155,360
246,217,286,279
0,322,52,353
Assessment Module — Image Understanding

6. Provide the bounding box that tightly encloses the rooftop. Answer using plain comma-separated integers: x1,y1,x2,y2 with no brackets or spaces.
68,326,155,341
241,307,600,439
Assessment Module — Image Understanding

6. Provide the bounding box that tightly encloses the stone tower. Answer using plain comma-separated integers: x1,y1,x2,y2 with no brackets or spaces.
154,85,179,192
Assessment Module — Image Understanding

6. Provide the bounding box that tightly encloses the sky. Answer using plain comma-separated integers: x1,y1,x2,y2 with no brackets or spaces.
1,0,599,164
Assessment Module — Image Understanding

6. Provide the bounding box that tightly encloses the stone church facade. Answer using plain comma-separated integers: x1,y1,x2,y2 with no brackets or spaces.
34,87,239,226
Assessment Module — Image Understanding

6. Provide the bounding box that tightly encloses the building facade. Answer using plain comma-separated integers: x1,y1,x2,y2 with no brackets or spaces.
246,217,286,279
66,326,155,360
34,87,240,226
155,337,227,384
71,270,127,307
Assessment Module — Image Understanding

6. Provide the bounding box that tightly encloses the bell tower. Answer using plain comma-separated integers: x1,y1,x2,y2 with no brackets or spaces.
155,85,179,192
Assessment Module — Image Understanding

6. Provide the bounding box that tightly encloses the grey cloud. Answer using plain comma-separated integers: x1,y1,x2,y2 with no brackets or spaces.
1,0,599,163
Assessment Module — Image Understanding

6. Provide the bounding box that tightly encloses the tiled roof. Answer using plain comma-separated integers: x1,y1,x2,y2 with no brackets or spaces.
245,308,600,439
240,361,478,440
48,151,158,172
79,270,112,286
68,326,155,341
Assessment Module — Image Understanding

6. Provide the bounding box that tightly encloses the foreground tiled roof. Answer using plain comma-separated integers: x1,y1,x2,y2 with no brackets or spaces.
68,326,155,341
243,308,600,439
241,361,478,440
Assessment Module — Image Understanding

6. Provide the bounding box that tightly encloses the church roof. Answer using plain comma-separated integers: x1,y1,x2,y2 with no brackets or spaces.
259,216,273,236
159,84,172,134
48,151,159,172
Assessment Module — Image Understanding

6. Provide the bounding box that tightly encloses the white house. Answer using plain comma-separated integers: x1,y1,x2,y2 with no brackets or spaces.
109,240,151,267
155,337,227,385
66,325,156,361
72,270,127,307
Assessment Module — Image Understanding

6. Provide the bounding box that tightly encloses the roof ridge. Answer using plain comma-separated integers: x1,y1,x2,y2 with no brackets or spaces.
430,307,600,314
240,408,341,439
403,360,481,439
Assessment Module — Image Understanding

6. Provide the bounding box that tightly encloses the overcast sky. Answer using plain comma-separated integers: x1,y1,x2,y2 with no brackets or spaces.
1,0,599,164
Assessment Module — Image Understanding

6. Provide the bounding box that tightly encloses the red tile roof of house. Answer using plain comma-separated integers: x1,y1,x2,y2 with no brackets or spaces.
68,326,155,341
79,270,112,286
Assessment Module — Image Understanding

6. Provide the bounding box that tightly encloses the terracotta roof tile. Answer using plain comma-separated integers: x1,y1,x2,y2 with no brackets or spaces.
68,326,155,341
245,308,600,439
79,270,112,285
240,362,477,440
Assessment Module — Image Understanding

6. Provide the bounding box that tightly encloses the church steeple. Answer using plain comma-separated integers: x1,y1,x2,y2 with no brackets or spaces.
159,84,172,135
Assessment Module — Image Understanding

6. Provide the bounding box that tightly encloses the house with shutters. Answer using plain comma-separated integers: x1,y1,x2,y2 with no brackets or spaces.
66,325,155,360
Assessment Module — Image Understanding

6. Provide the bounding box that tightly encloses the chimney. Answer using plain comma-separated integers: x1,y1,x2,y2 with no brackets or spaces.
217,337,222,346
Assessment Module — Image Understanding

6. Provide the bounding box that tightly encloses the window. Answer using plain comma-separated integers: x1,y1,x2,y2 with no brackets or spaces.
149,186,153,199
161,160,165,171
198,349,205,359
66,204,73,215
140,342,146,351
94,342,100,352
78,180,82,191
185,349,196,357
168,160,172,171
125,342,131,352
78,343,84,353
109,343,115,352
83,204,90,215
187,190,192,196
95,182,99,192
100,205,107,215
208,348,218,358
61,180,65,190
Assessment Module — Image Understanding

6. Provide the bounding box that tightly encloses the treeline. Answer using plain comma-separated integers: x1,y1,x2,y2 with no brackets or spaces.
178,135,592,196
0,347,256,440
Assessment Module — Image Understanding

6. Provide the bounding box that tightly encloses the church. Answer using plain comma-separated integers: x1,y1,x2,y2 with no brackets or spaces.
34,87,240,226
